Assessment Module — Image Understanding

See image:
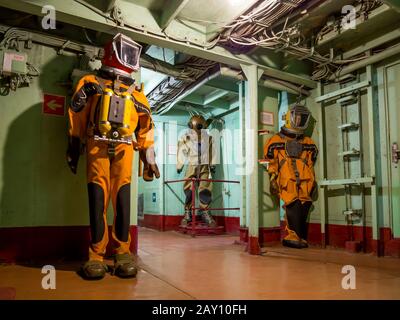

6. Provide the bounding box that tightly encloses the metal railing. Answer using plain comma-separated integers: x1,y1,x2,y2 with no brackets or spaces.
164,178,240,236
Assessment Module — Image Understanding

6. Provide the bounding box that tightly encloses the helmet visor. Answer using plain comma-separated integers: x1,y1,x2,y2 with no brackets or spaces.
112,34,142,71
290,109,310,130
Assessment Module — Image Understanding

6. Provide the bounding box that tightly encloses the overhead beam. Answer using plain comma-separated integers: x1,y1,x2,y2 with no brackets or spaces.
77,0,117,13
343,27,400,59
204,89,229,105
105,0,117,12
383,0,400,12
180,93,204,105
0,0,317,89
181,93,231,109
160,0,190,30
203,82,239,94
204,100,231,110
317,4,393,49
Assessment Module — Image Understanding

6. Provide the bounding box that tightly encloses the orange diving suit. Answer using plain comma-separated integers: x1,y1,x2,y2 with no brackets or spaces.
66,33,159,279
264,104,318,249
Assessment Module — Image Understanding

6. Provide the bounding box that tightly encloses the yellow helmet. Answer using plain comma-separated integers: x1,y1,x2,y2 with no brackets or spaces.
283,104,311,134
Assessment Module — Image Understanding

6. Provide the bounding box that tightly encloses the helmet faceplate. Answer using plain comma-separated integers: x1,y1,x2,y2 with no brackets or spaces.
102,33,142,74
284,104,311,133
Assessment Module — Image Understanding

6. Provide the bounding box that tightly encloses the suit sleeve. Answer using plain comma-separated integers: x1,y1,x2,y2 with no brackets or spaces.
133,91,155,150
68,75,97,140
264,136,279,176
177,135,188,171
209,136,218,166
304,137,319,168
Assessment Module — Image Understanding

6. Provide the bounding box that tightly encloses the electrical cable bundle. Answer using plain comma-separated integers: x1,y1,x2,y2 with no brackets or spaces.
0,27,31,51
0,27,39,95
217,0,383,80
147,56,217,113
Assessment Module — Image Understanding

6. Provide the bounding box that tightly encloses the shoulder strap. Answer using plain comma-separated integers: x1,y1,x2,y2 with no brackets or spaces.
126,84,136,95
94,76,106,91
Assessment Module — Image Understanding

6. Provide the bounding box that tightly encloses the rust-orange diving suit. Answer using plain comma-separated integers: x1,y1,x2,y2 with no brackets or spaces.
264,104,318,249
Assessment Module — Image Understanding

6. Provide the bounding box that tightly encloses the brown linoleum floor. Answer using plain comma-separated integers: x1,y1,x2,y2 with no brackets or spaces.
1,227,400,300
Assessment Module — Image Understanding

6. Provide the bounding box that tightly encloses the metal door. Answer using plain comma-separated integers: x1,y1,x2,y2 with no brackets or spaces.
385,62,400,237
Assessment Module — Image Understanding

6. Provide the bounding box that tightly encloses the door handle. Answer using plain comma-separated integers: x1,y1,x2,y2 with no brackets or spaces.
392,143,400,164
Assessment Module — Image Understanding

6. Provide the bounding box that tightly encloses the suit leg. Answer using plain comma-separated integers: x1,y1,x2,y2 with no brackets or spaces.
86,139,111,262
110,143,133,255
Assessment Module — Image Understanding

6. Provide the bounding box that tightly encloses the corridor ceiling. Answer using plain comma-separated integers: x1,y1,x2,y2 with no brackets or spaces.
1,0,400,115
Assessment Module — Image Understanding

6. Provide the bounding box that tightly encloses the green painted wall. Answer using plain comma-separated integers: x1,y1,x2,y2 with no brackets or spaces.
138,113,190,217
307,57,400,234
211,111,241,218
303,87,323,225
139,108,243,219
0,45,87,227
139,84,283,227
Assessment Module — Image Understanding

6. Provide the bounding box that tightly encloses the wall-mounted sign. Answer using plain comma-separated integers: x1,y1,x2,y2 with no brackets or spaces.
43,93,65,116
260,111,274,126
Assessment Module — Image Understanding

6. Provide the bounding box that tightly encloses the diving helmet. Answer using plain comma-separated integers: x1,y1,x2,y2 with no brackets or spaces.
283,104,311,134
188,115,208,134
102,33,142,76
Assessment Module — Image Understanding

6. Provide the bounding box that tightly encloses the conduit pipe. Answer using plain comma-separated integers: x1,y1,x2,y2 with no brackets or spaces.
220,66,310,96
156,64,310,114
329,44,400,80
157,67,222,114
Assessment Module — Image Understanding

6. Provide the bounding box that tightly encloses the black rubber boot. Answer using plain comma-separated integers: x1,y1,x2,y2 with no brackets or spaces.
282,239,309,249
114,254,138,278
202,211,217,227
81,260,108,280
180,210,192,226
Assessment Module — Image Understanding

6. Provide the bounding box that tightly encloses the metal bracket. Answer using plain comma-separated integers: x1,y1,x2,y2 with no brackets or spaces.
318,176,374,186
94,135,132,145
337,94,358,105
315,81,370,103
392,143,400,164
338,123,359,130
338,149,361,157
343,209,362,216
57,40,71,55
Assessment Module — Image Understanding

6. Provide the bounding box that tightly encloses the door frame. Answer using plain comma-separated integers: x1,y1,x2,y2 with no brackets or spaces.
383,60,400,237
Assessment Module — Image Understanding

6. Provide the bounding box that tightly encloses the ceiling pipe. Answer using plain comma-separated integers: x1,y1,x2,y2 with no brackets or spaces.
140,54,190,80
155,65,310,114
382,0,400,13
156,67,222,115
219,66,310,96
329,43,400,81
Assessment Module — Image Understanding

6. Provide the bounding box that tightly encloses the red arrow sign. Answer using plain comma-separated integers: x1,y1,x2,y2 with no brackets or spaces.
43,94,65,116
